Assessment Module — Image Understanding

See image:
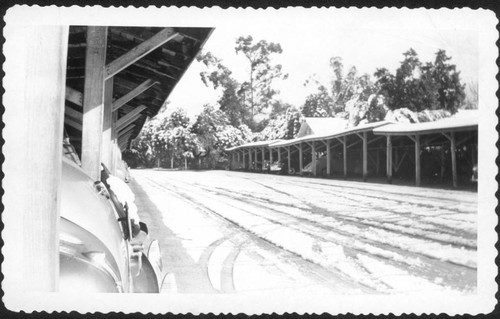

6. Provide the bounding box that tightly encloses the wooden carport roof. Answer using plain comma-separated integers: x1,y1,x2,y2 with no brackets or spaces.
64,26,213,151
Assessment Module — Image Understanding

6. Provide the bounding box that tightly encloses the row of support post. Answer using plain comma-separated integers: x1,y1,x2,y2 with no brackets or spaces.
232,129,463,189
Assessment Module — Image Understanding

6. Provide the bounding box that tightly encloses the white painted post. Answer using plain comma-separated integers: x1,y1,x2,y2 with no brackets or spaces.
3,25,69,292
101,77,114,169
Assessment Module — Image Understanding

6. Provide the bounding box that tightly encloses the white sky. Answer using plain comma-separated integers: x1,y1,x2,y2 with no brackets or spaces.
166,9,479,117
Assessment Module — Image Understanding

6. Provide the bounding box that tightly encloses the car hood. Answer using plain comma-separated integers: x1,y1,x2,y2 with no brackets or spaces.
60,157,129,281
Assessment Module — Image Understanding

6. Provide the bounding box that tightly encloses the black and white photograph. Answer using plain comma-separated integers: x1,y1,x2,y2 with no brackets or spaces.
2,5,498,315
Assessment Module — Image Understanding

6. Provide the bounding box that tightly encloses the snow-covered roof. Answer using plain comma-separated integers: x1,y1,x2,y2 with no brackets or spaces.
270,121,392,147
373,110,478,135
296,117,348,138
225,139,283,152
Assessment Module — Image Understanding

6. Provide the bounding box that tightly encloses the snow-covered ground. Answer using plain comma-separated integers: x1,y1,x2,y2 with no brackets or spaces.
131,169,476,295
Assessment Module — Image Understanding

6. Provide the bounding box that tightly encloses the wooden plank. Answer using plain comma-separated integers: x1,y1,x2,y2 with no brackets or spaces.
116,105,146,130
101,77,114,169
81,26,108,181
386,135,392,184
326,139,331,175
112,79,157,111
4,25,69,292
415,135,421,186
105,28,179,79
362,131,368,182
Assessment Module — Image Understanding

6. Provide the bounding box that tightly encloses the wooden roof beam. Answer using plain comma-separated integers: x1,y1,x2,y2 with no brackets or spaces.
112,79,158,111
65,105,83,122
118,124,136,138
105,28,180,80
116,105,146,130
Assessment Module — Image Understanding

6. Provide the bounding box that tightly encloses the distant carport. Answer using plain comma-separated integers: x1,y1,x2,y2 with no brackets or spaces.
373,112,478,187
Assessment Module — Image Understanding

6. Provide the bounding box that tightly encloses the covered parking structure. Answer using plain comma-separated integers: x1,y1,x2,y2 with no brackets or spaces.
373,111,478,188
227,112,478,188
4,24,212,292
227,140,283,171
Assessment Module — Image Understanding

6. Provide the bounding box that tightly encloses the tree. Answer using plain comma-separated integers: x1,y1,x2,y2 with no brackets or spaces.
301,85,334,117
235,36,288,125
301,57,375,120
375,49,465,113
197,51,249,127
191,104,253,168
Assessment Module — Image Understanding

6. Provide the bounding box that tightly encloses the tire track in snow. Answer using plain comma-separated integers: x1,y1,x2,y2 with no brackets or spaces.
148,173,476,291
141,174,376,294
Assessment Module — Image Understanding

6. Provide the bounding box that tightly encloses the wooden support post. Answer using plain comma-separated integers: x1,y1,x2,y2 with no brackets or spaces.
243,150,247,169
287,147,291,174
4,25,69,293
237,152,241,169
299,143,304,176
362,131,368,182
184,157,187,170
386,135,392,184
312,141,317,176
81,26,108,181
111,111,118,174
277,147,281,163
171,156,174,169
326,139,331,176
270,148,273,165
414,135,421,186
261,147,265,171
101,77,114,169
343,136,347,179
254,149,258,169
444,132,458,188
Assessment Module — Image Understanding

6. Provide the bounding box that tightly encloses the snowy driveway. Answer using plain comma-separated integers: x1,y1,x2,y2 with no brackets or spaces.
130,169,476,295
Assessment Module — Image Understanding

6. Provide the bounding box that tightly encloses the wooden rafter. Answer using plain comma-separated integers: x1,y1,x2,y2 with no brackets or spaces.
105,28,180,79
118,124,135,137
116,105,146,130
112,79,158,111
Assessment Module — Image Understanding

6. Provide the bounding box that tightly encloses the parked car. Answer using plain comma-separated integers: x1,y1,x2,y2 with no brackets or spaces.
59,140,163,293
302,154,343,176
269,161,284,173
